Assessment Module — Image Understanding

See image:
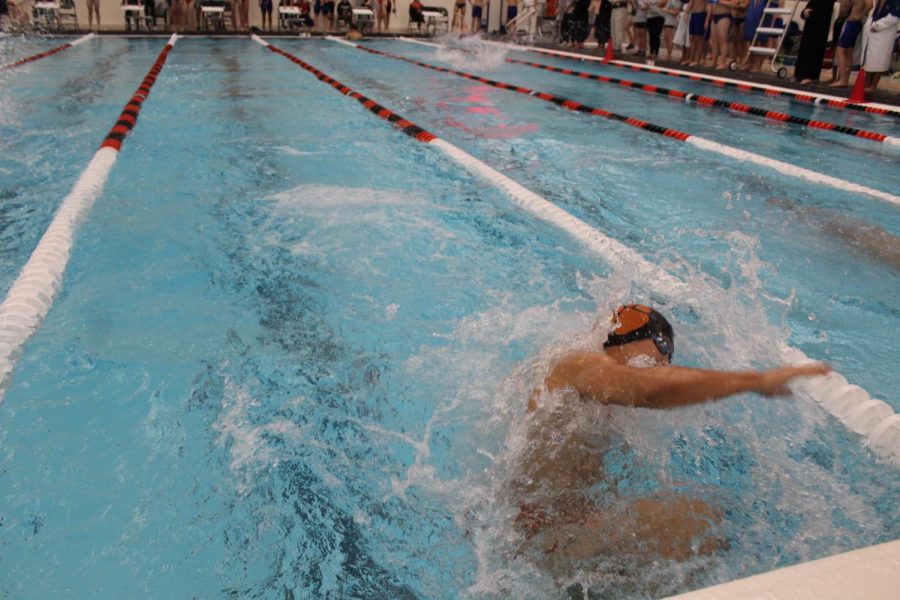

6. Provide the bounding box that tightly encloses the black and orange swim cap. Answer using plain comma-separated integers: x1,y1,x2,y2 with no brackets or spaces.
603,304,674,359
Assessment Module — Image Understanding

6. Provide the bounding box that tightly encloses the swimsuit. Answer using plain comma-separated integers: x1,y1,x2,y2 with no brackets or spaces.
688,10,706,36
712,13,731,24
472,4,482,19
837,19,862,48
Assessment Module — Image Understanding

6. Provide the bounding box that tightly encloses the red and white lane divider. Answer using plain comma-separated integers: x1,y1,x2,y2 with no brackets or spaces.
360,39,900,207
254,34,680,287
0,33,95,72
284,36,900,465
506,57,900,149
477,40,900,119
0,34,178,399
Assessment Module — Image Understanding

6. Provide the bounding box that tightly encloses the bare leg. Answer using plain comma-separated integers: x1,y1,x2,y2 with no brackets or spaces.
664,26,674,61
830,47,851,86
89,0,100,29
708,26,719,66
522,494,724,563
688,35,703,65
865,72,881,92
714,18,730,68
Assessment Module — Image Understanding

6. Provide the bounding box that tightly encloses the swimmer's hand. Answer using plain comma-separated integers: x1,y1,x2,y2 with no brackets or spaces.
755,362,831,397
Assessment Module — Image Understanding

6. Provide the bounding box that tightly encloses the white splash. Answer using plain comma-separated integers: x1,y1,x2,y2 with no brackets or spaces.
274,145,317,156
435,34,509,71
212,377,307,493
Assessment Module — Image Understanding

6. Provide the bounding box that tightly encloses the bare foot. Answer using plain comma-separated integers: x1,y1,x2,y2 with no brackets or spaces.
829,81,848,88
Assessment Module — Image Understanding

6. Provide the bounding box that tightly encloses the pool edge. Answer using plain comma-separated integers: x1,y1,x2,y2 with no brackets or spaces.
664,538,900,599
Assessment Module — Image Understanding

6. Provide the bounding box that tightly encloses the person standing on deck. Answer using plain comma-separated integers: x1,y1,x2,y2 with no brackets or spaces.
86,0,101,30
610,0,630,50
830,0,874,87
707,0,735,69
379,0,396,31
685,0,708,65
471,0,485,32
861,0,900,90
591,0,614,48
794,0,836,83
569,0,593,47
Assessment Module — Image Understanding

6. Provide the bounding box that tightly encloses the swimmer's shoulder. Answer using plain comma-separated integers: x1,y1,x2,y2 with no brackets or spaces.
546,350,614,389
528,351,615,412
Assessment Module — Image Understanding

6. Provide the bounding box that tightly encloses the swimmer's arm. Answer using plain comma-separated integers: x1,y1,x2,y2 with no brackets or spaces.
559,361,830,409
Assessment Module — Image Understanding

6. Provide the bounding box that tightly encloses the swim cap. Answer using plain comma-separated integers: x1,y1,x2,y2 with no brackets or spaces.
603,304,674,359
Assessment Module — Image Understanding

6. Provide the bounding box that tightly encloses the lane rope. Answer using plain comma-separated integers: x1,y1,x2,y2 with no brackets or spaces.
0,33,95,72
355,39,900,206
505,57,900,149
478,40,900,119
0,34,178,400
267,35,900,465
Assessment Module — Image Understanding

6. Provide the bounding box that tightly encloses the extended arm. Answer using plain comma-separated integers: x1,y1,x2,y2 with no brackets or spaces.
546,352,830,409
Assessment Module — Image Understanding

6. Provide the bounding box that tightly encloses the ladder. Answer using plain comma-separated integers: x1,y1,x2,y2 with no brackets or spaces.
505,5,537,39
730,0,801,78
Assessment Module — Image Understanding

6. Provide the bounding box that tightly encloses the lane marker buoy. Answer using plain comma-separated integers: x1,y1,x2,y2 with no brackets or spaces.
0,35,179,400
0,33,95,72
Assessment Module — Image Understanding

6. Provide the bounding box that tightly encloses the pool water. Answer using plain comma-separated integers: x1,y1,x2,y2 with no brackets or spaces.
0,36,898,599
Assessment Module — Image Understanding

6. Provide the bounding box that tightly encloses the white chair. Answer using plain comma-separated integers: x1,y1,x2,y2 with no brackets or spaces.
32,1,62,30
420,6,448,36
278,2,312,32
121,0,145,31
199,0,227,30
351,8,374,33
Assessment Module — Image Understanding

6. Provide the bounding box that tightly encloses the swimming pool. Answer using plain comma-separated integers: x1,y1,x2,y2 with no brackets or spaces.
1,35,898,598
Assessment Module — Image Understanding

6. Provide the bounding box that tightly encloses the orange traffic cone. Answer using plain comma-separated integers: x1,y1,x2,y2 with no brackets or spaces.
849,67,867,103
603,38,615,63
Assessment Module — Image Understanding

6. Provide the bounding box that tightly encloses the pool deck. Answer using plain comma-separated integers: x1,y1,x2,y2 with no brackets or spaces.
664,539,900,600
525,41,900,107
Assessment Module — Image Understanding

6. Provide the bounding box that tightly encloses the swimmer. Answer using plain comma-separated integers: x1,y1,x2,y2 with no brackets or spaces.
517,304,829,564
768,198,900,270
533,304,828,411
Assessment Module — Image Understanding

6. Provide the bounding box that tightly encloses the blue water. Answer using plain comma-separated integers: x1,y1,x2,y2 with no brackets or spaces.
0,37,898,599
